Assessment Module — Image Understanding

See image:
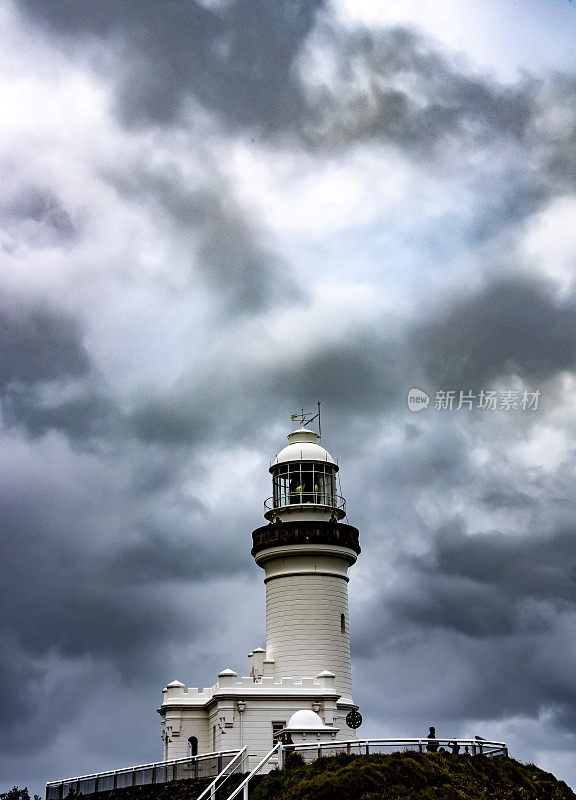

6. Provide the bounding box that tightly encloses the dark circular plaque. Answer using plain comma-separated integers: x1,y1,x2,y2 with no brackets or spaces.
346,709,363,729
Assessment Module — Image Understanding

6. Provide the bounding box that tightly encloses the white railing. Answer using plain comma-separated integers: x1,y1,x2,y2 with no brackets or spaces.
45,749,244,799
278,737,508,765
46,738,509,800
225,743,280,800
196,747,248,800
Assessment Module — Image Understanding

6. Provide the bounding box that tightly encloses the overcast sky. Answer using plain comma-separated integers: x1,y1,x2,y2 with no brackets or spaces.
2,0,576,794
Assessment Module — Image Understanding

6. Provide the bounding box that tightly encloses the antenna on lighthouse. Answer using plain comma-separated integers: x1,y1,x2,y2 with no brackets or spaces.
290,401,322,436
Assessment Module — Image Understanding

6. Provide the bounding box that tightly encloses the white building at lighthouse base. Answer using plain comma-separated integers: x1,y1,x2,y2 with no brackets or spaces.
160,664,354,769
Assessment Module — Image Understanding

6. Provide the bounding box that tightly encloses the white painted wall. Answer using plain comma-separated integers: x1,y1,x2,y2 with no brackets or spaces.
255,545,357,700
163,693,355,769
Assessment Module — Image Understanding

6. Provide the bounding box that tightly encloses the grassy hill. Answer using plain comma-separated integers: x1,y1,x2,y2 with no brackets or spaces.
250,751,576,800
12,752,572,800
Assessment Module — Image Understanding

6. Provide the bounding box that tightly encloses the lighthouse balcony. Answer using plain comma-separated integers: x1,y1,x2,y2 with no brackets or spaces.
252,519,360,557
264,493,346,521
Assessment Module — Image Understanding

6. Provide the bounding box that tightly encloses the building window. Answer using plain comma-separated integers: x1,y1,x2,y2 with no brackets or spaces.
212,725,216,752
271,721,286,746
341,613,346,634
188,736,198,757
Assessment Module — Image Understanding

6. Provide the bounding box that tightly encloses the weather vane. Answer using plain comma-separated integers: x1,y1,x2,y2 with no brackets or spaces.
291,401,322,435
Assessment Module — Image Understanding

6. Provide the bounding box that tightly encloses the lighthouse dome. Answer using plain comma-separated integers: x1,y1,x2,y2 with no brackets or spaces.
273,428,336,467
286,709,327,730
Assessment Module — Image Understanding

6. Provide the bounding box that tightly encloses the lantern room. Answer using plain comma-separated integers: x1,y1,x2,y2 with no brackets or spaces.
264,428,346,522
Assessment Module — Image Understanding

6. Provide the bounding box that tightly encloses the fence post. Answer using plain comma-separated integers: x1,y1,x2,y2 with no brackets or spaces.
278,744,283,770
418,740,423,753
365,742,369,756
94,776,99,794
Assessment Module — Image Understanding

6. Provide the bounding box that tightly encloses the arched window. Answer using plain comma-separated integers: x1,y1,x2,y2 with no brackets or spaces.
188,736,198,757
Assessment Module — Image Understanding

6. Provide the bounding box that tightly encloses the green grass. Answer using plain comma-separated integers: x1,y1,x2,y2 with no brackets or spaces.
250,752,576,800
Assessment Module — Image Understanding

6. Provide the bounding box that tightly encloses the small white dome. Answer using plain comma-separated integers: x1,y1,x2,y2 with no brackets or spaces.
287,709,326,730
273,428,336,467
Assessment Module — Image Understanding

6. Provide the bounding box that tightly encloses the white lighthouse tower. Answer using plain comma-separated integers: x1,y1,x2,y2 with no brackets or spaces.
253,426,358,701
159,417,361,767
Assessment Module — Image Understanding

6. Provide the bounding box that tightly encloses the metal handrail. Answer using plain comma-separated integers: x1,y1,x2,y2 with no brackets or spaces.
46,749,242,790
284,737,508,757
264,494,346,511
196,747,248,800
225,743,280,800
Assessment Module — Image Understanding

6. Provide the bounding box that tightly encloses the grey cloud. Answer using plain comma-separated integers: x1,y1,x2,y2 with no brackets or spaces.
0,636,95,756
128,274,576,453
412,277,576,389
0,489,186,666
0,184,76,242
537,75,576,193
108,518,249,584
130,398,205,445
351,517,576,732
129,330,404,447
481,489,537,509
0,298,90,389
19,2,539,165
0,295,121,444
18,3,567,259
288,26,537,155
412,522,576,607
17,0,576,259
359,516,576,644
3,386,118,443
19,0,324,130
0,436,254,756
468,181,549,244
108,164,302,314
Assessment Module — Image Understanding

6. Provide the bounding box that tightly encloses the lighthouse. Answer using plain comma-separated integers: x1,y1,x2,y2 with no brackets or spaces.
252,426,359,701
159,417,361,767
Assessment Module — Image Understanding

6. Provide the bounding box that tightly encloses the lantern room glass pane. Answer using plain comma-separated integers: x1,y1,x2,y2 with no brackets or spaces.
273,463,337,508
273,470,290,507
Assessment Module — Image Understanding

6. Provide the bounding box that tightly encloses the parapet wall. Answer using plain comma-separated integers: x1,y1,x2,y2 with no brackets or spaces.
162,672,339,704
